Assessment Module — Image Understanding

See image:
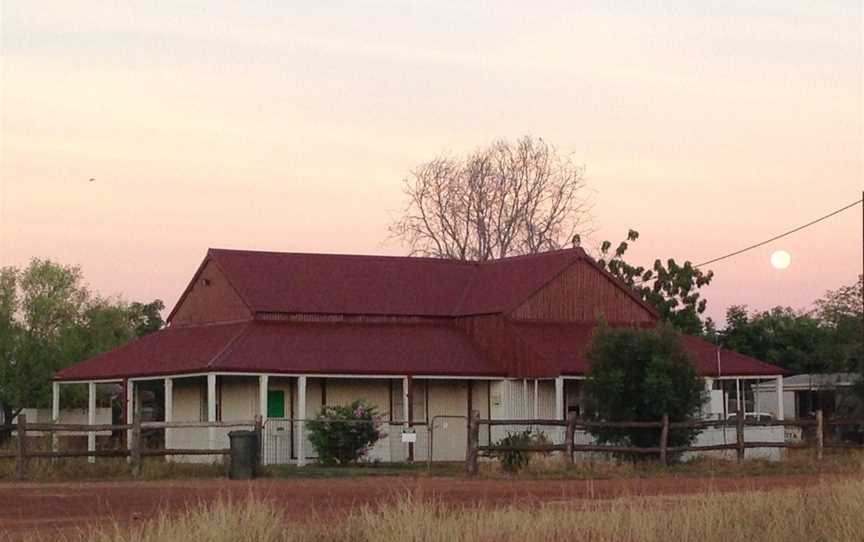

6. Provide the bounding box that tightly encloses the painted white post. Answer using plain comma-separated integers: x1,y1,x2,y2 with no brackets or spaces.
297,376,307,466
87,382,96,463
704,378,714,419
775,376,784,420
164,377,173,454
207,373,217,450
402,376,410,423
754,378,761,415
52,381,60,453
125,380,134,459
533,380,539,419
402,376,410,458
554,377,564,420
735,378,742,414
259,375,269,422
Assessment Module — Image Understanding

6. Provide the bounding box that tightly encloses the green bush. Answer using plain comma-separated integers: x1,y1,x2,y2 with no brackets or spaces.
307,400,386,465
584,323,705,461
492,429,549,473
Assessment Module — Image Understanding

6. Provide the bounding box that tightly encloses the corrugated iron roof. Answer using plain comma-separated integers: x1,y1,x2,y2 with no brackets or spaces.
55,321,505,380
55,319,786,381
510,321,788,377
213,321,503,376
185,247,590,318
54,322,248,380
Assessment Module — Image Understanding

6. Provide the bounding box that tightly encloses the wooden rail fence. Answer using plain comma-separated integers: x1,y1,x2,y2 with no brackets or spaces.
0,413,263,480
466,407,864,476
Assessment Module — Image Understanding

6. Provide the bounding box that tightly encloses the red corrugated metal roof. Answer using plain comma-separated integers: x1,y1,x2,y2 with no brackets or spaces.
189,247,587,319
54,322,247,380
213,321,503,376
55,319,785,381
55,321,505,380
510,321,788,377
454,250,581,314
209,249,474,317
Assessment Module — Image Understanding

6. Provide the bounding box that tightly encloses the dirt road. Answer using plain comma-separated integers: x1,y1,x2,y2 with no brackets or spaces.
0,474,843,538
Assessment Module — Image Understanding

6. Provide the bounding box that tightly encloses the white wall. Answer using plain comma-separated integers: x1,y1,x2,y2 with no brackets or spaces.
169,376,210,461
15,408,112,436
326,378,392,462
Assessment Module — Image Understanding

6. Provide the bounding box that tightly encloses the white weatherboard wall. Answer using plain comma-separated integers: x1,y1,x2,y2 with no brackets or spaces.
15,408,112,436
293,378,322,460
169,376,258,463
490,380,561,447
390,380,427,462
426,380,469,461
169,377,210,462
326,379,392,462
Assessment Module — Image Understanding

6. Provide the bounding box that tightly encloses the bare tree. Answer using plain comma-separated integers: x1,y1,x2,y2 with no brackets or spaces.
390,136,592,261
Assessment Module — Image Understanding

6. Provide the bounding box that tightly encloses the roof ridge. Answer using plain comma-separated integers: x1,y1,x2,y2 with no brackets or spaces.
209,247,479,266
209,246,587,265
475,247,585,264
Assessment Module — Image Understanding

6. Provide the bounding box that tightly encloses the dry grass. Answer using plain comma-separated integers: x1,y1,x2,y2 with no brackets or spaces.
11,477,864,542
475,448,864,480
0,456,225,482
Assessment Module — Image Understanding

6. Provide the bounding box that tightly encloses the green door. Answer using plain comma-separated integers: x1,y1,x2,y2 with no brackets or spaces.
267,390,285,418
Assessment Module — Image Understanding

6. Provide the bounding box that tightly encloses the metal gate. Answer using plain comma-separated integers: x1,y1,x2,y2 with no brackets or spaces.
262,418,293,465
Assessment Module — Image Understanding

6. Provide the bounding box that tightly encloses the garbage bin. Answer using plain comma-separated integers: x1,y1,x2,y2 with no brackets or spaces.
228,430,259,480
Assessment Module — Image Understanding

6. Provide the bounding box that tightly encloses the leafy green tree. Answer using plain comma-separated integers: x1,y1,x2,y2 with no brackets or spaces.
814,275,863,372
129,300,165,337
594,230,714,335
583,324,705,460
0,259,164,440
720,306,835,374
720,275,862,376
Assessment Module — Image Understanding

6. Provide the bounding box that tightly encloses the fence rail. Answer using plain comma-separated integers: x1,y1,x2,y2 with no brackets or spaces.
1,413,262,480
466,407,864,476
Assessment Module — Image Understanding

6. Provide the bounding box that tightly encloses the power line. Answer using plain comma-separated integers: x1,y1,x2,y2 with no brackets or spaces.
627,198,862,286
694,198,862,268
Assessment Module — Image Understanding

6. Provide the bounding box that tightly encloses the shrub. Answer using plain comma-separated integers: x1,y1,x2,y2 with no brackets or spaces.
492,429,549,473
584,323,705,460
306,400,385,465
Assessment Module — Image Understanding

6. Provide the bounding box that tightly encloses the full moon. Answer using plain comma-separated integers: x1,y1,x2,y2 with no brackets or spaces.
770,250,791,270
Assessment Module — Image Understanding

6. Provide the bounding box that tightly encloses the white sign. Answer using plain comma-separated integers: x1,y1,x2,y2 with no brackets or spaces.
401,428,417,443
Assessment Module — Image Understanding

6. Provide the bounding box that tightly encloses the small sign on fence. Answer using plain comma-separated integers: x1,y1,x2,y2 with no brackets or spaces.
401,427,417,443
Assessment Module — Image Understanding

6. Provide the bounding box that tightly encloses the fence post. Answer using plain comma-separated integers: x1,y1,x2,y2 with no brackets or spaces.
736,403,745,463
466,410,480,477
816,409,824,461
254,414,263,468
564,412,576,465
130,410,142,477
659,414,669,467
15,414,27,481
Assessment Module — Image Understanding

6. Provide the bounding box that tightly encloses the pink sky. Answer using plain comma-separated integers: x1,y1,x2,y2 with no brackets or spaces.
1,2,861,325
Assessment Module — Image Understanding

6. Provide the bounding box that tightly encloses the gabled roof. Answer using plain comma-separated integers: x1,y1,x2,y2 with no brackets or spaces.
167,247,650,321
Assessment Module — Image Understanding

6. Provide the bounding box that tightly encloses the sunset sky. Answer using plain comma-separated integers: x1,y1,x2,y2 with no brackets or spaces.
1,1,861,325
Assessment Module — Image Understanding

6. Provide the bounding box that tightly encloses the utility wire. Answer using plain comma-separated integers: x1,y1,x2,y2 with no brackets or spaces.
694,198,862,268
627,198,862,286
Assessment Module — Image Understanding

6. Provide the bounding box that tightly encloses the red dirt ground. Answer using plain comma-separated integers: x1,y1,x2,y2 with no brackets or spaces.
0,474,848,539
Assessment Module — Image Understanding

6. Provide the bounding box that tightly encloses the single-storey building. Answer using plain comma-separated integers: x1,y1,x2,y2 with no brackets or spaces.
756,373,863,420
54,247,786,463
